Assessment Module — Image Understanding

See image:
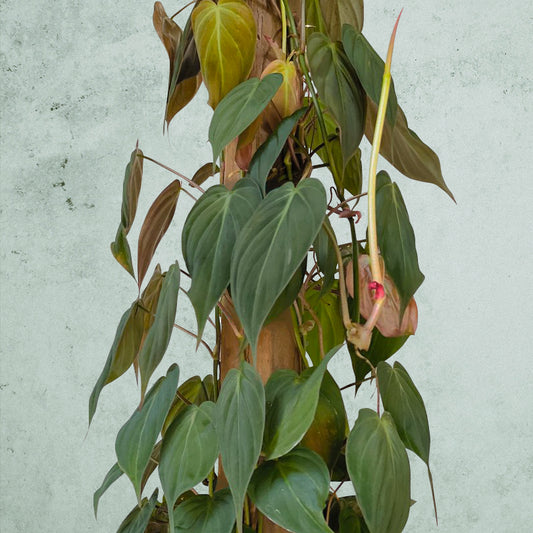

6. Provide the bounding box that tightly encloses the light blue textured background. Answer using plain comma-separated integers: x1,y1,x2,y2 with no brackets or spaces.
1,0,532,531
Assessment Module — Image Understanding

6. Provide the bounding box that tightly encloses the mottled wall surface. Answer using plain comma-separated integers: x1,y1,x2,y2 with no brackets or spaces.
1,0,531,531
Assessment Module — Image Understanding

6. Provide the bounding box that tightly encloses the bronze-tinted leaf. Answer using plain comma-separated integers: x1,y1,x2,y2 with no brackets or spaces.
137,180,181,287
154,3,202,125
110,224,135,279
192,162,219,186
307,0,364,40
365,97,455,200
192,0,256,109
346,255,418,338
122,145,144,234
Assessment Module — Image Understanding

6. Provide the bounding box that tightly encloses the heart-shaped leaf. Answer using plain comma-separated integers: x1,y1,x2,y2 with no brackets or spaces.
377,362,430,463
137,180,181,287
173,489,235,533
93,462,123,518
116,489,159,533
342,24,398,126
182,180,262,340
307,33,366,167
249,447,333,533
138,262,180,401
375,172,424,318
215,362,265,532
306,0,364,40
116,364,179,502
247,107,307,194
263,346,339,459
192,0,256,109
209,74,283,163
153,3,202,125
159,401,218,532
302,285,345,366
231,179,326,355
365,97,455,200
346,409,411,533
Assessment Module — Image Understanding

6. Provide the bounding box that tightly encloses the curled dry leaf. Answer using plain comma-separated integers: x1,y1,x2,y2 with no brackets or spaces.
137,180,181,287
346,255,418,337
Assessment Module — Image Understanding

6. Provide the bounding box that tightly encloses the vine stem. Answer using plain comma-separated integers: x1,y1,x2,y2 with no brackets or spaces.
280,0,287,56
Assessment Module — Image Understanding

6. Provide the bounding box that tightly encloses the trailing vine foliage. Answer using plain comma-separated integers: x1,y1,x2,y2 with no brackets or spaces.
90,1,452,531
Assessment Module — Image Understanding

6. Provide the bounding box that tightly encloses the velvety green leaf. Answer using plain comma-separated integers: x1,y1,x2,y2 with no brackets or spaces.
163,375,212,435
93,462,123,518
116,365,179,502
209,74,283,163
302,285,345,366
160,402,218,531
173,489,235,533
192,162,220,186
247,107,307,194
375,172,424,317
339,504,364,533
182,180,262,340
215,362,265,531
138,263,180,401
192,0,256,109
249,447,333,533
346,409,411,533
307,33,365,167
110,224,135,279
137,180,181,287
140,440,162,494
301,372,348,470
116,489,159,533
231,179,326,355
377,362,430,464
365,97,455,200
342,25,398,126
307,0,364,40
263,346,338,459
89,305,133,425
154,4,202,125
313,218,337,295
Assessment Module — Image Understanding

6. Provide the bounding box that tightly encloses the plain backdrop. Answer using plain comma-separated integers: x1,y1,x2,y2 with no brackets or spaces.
1,0,532,531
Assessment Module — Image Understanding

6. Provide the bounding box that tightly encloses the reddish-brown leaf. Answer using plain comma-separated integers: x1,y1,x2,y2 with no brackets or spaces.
346,255,418,337
122,145,144,234
137,180,181,287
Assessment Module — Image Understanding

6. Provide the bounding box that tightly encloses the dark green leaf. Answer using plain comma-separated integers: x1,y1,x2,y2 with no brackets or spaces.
192,0,256,109
116,365,179,502
140,440,162,493
139,263,180,401
89,305,133,425
192,162,220,186
313,218,337,295
342,25,398,126
209,74,283,162
231,179,326,355
301,372,348,470
137,180,181,287
249,447,333,533
307,33,365,167
163,375,211,435
263,346,338,459
117,489,159,533
182,180,262,340
93,462,123,518
247,107,307,194
302,285,345,366
346,409,411,533
365,97,455,200
215,362,265,531
375,172,424,317
377,362,430,464
159,402,218,531
307,0,364,40
110,224,135,279
173,489,235,533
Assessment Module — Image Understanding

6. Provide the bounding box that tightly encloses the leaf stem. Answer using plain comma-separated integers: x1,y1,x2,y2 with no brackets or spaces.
173,323,215,358
280,0,287,57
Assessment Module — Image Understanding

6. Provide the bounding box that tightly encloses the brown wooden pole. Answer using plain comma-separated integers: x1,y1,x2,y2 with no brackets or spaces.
218,2,304,532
